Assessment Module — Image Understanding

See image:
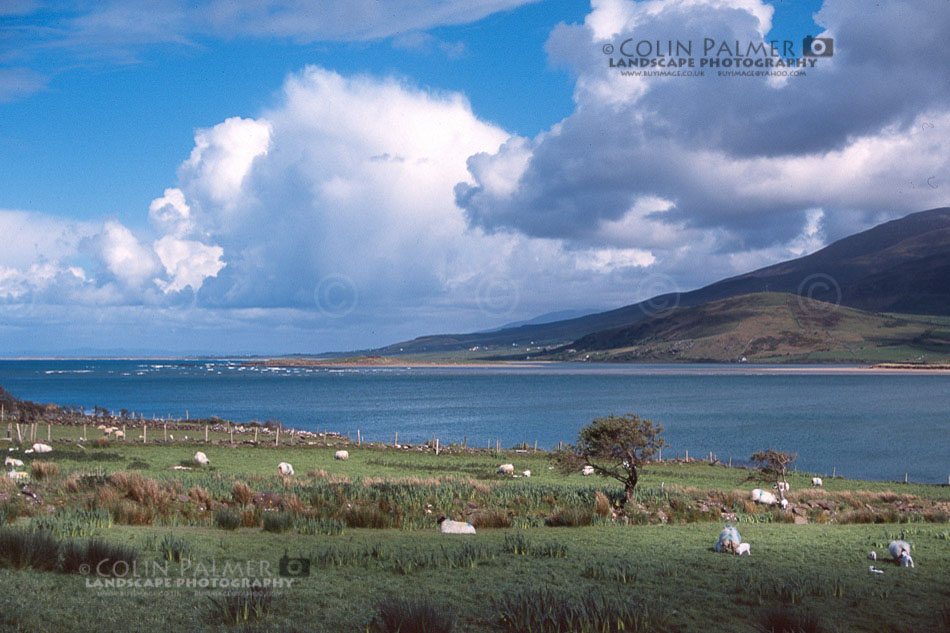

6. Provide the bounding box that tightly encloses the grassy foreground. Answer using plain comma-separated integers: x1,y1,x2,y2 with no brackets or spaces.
1,433,948,633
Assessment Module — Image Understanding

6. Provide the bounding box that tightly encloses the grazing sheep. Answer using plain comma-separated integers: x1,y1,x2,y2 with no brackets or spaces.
277,462,294,476
193,451,210,465
774,481,790,493
715,525,741,554
497,463,514,475
581,465,595,476
869,551,877,561
334,450,349,461
114,430,125,440
737,542,751,556
437,516,476,534
889,541,914,567
4,457,24,468
7,470,28,481
811,477,823,487
32,443,52,454
522,470,531,478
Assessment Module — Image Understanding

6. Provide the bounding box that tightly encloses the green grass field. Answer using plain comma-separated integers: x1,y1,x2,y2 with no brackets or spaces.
1,431,948,633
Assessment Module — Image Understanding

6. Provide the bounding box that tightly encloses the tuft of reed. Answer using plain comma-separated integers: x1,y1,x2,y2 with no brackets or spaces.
208,588,275,625
60,538,136,575
368,596,456,633
262,511,294,533
494,587,654,633
0,526,60,571
30,461,60,480
214,507,242,530
757,606,828,633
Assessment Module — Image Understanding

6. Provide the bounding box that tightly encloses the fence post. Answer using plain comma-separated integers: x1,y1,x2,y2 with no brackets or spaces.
143,425,147,444
357,429,361,445
275,428,280,446
435,438,440,456
205,426,209,443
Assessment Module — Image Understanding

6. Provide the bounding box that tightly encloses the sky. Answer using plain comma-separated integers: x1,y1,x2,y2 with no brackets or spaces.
0,0,947,356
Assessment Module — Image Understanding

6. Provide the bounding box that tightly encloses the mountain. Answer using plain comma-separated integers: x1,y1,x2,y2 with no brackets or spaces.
479,309,603,333
538,292,950,364
370,207,950,356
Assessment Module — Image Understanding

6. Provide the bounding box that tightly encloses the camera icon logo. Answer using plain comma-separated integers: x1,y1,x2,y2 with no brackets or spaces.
279,554,310,578
803,36,833,57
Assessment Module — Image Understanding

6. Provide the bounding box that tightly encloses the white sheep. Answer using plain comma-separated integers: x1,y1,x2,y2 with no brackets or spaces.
96,424,107,431
4,456,24,468
811,477,823,487
193,451,210,465
869,551,877,561
7,470,28,481
522,470,531,478
774,481,790,493
751,488,779,505
277,462,294,476
114,430,125,440
437,516,476,534
737,542,751,556
497,463,514,475
715,525,741,553
889,541,914,567
32,443,52,454
581,465,595,476
334,450,349,461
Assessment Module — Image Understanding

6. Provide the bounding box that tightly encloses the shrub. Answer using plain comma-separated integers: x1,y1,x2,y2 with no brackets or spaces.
344,504,397,529
295,516,345,536
215,507,242,530
60,538,136,575
0,527,60,570
108,499,155,526
594,490,611,517
208,588,275,625
369,596,456,633
262,511,294,533
30,461,60,480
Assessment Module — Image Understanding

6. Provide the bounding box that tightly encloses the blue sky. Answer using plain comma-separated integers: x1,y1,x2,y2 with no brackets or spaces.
0,0,945,355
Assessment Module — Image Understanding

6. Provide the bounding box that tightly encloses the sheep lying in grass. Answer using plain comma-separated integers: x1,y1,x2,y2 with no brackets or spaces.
194,451,210,465
751,488,788,510
277,462,294,476
811,477,822,487
522,470,531,478
581,465,595,476
889,541,914,567
497,463,514,475
7,470,28,481
334,450,349,461
4,456,24,468
437,517,476,534
32,443,52,454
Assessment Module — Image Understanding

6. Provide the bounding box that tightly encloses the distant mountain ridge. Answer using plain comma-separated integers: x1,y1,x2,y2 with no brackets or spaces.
369,206,950,356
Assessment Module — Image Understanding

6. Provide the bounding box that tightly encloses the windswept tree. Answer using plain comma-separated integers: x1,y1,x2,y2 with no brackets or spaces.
553,414,666,506
750,448,797,500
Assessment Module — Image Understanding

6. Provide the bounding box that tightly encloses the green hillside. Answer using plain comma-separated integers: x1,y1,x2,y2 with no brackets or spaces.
539,292,950,364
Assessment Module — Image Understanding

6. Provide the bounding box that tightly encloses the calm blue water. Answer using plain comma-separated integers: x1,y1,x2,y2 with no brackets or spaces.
0,360,947,483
